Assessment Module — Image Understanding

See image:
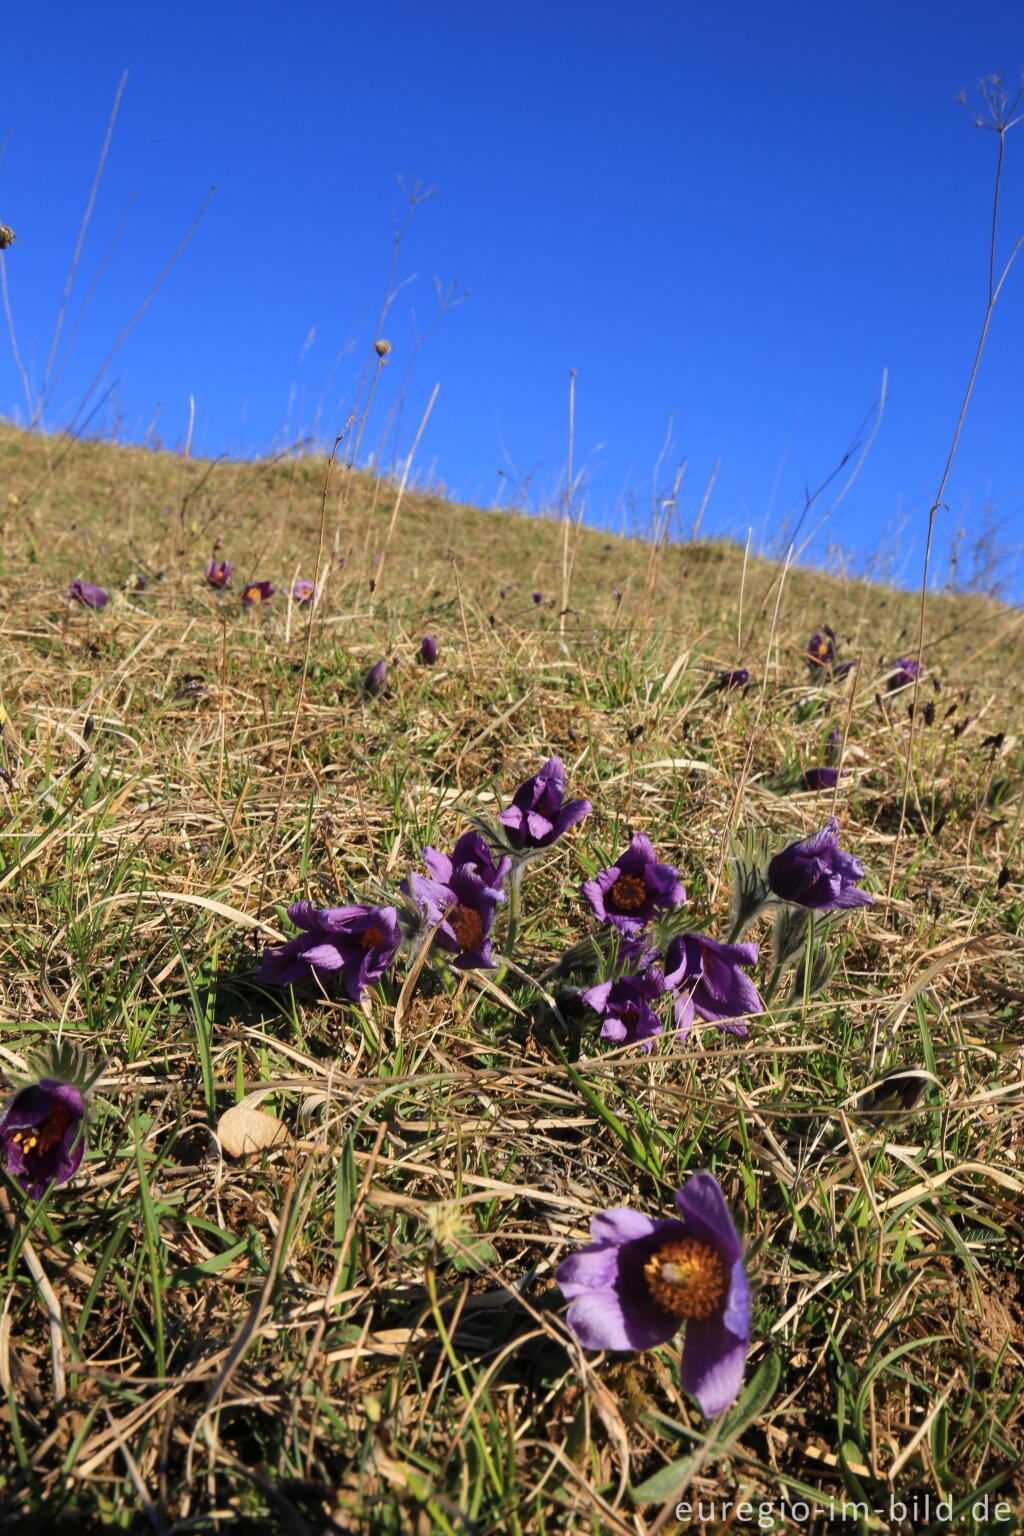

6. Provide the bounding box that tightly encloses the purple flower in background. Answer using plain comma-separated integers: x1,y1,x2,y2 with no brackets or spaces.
556,1171,750,1418
499,756,592,852
241,580,275,608
582,834,686,935
832,659,858,681
532,591,543,604
767,817,872,911
716,668,750,692
204,558,232,589
0,1080,86,1199
583,969,667,1052
292,578,316,606
419,635,438,664
801,767,846,791
663,933,763,1037
363,658,388,697
807,630,834,669
68,580,108,610
255,902,402,1000
888,657,921,691
404,831,511,970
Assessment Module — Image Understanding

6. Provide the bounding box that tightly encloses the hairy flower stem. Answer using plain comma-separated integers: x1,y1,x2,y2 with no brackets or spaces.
504,861,525,952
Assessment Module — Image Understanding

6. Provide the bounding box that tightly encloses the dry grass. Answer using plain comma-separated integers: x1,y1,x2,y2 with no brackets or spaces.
0,422,1022,1534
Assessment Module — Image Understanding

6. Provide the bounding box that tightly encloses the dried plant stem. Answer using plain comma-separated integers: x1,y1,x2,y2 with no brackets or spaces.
888,102,1024,894
558,369,577,637
373,382,439,596
33,71,128,429
690,457,720,542
0,252,33,422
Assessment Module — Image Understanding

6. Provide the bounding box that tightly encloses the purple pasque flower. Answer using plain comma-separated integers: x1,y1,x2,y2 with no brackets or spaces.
801,766,842,791
419,635,437,664
583,968,667,1052
767,816,872,911
556,1171,750,1418
204,558,232,589
68,580,108,610
241,580,275,607
581,834,686,935
498,756,592,852
716,667,750,691
363,658,388,697
888,657,921,691
807,630,834,669
404,831,511,970
832,659,858,681
292,578,316,605
663,933,763,1037
255,902,402,1000
0,1080,86,1199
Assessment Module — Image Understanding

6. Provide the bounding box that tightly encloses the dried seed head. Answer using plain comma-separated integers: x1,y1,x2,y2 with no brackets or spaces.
0,225,16,251
374,338,391,357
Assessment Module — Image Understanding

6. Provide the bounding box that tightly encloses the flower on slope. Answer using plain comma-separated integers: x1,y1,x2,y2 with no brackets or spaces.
241,580,275,607
583,968,667,1052
581,834,685,935
363,658,388,697
68,580,109,610
255,902,402,999
292,578,317,606
806,630,834,669
419,635,438,664
404,831,511,970
204,558,232,589
716,667,750,691
663,932,763,1038
0,1080,86,1199
556,1171,750,1418
767,817,871,911
801,766,845,791
498,755,592,851
887,657,921,691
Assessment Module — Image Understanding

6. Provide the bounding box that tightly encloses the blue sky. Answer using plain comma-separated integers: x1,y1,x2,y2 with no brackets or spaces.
2,2,1023,595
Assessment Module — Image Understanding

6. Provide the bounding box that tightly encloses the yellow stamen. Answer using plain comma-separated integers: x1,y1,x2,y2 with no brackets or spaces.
644,1237,726,1319
12,1100,75,1163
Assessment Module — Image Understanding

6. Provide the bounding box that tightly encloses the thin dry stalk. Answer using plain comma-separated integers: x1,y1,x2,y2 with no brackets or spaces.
33,71,128,429
889,86,1024,894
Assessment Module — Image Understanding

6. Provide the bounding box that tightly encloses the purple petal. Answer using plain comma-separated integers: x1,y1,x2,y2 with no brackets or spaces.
674,1172,742,1265
298,942,346,971
589,1208,663,1244
565,1290,678,1352
680,1308,750,1417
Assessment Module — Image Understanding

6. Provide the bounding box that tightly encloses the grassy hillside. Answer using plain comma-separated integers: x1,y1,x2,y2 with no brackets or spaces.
0,423,1022,1533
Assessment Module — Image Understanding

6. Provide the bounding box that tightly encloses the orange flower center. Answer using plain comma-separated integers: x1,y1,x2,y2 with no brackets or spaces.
12,1100,75,1162
644,1237,726,1319
606,873,647,913
359,925,386,949
448,905,484,950
244,585,264,605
